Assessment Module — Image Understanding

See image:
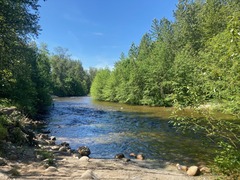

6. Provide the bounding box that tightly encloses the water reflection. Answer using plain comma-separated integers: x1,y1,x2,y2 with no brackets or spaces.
45,96,216,165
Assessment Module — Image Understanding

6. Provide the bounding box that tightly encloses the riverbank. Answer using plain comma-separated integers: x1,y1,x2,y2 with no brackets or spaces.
0,140,214,180
0,107,215,179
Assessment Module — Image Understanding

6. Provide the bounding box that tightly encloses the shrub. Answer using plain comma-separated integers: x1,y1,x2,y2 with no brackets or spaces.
214,142,240,180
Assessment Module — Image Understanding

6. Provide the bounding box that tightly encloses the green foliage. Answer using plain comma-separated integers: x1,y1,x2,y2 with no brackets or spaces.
90,68,111,100
214,142,240,179
0,123,7,141
0,115,10,141
50,47,88,97
0,0,53,116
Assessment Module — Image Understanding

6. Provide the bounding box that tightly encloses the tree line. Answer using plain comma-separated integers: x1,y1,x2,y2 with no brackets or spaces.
90,0,240,177
91,0,240,117
0,0,97,116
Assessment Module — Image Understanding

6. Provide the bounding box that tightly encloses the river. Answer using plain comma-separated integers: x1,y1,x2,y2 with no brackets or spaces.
43,96,217,165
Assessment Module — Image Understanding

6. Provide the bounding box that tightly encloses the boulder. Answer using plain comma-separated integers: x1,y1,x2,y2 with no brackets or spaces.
115,153,125,159
187,166,200,176
78,146,91,157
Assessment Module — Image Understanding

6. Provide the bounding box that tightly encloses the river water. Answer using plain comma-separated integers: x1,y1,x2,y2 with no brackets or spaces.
44,96,216,165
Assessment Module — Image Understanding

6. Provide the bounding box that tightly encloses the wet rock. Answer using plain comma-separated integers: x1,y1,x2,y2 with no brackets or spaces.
136,153,145,160
78,146,91,157
187,166,200,176
115,153,125,159
0,157,7,166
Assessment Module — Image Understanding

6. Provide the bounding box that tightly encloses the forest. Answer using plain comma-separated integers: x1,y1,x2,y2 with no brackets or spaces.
0,0,239,178
0,0,97,115
91,0,240,117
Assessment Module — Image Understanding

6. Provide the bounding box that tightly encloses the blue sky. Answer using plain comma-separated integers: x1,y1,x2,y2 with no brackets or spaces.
38,0,178,69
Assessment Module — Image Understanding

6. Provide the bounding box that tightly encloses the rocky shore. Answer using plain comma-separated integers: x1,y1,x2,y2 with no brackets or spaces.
0,107,214,179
